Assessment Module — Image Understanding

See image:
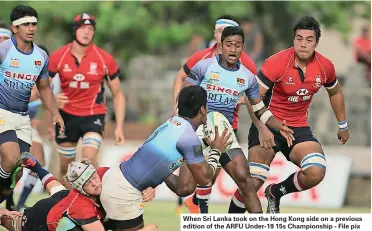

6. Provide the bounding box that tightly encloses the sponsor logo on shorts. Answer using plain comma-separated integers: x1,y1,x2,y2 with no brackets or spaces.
21,215,27,226
94,119,102,126
57,130,67,139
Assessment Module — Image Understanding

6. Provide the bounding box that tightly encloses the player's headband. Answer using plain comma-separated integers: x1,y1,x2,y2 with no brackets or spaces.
0,28,11,38
12,16,37,26
215,19,239,29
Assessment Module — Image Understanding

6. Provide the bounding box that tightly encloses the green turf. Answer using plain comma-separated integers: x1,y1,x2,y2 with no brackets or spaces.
0,194,370,231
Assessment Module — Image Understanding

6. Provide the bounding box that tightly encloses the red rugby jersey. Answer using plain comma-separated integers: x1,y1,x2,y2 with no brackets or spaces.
46,167,109,231
49,43,119,116
256,47,338,127
183,44,257,129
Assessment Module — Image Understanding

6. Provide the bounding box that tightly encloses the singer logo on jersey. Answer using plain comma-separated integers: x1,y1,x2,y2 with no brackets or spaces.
4,71,38,81
205,83,239,97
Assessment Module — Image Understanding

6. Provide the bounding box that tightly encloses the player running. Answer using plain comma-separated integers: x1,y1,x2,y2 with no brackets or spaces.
183,26,294,214
173,14,278,214
0,5,64,189
0,153,158,231
4,44,50,212
98,85,232,230
228,16,350,214
48,13,126,185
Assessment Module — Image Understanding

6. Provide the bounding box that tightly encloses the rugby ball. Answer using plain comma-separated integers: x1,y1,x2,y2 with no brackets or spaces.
203,111,234,152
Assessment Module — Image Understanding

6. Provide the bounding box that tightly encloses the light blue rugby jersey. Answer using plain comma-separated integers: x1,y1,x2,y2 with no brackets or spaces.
0,37,49,114
185,55,260,124
120,116,205,191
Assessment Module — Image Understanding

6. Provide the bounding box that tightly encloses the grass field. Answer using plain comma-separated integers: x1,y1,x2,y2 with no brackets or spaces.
0,193,370,231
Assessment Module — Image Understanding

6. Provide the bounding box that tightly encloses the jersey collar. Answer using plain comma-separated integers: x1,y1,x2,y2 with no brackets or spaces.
11,36,34,55
216,55,241,71
291,46,317,68
69,42,95,55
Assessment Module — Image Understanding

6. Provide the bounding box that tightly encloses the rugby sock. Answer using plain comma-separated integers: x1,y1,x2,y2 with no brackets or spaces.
5,191,15,210
178,197,183,206
195,186,212,213
17,172,38,208
0,165,11,179
27,160,56,189
192,192,198,205
0,194,8,203
228,190,246,213
270,171,304,199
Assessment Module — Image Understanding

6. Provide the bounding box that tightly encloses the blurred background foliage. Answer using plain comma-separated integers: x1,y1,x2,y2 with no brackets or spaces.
0,1,370,63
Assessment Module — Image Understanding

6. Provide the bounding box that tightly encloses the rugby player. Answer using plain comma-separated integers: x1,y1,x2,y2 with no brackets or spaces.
0,153,158,231
0,21,11,42
0,5,64,190
183,26,295,214
98,85,233,230
4,44,50,212
172,14,279,214
48,13,126,185
228,16,350,214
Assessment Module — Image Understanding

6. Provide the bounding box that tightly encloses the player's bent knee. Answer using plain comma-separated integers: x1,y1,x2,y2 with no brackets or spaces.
82,133,102,150
249,162,270,182
57,146,77,158
301,152,326,182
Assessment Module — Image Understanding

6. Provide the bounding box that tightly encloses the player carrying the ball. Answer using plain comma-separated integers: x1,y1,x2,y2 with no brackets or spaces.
183,26,295,213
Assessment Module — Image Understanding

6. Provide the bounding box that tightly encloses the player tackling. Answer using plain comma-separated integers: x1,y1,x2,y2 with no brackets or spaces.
228,16,350,214
98,85,232,230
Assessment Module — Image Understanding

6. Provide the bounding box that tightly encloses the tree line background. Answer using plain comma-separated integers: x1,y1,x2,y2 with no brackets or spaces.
0,1,370,64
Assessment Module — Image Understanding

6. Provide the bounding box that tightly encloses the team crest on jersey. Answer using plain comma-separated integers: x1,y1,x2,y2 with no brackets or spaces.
314,75,322,88
34,60,42,66
237,78,245,86
10,59,19,68
210,72,220,81
88,62,98,75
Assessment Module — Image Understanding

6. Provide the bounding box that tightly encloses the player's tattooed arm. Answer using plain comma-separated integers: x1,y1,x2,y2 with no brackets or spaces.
164,164,196,197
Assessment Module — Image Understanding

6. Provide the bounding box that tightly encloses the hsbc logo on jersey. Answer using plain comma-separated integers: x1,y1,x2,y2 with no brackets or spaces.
73,74,85,81
69,74,90,89
205,83,239,97
296,88,308,96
